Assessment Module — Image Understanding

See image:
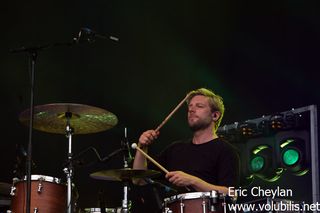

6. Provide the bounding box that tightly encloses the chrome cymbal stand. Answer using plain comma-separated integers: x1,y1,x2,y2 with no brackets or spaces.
121,180,130,213
121,127,132,213
63,112,74,213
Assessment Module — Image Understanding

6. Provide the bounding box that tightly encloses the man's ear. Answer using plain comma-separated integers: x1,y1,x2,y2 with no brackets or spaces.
212,111,221,121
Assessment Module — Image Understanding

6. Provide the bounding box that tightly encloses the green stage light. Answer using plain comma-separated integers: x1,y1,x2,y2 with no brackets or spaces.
280,137,309,176
250,156,265,172
282,149,300,166
249,145,282,182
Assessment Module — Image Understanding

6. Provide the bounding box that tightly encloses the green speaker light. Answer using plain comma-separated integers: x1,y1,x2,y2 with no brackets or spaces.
282,149,300,166
250,156,265,172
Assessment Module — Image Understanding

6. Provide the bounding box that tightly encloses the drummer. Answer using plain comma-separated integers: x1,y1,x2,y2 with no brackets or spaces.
133,88,240,195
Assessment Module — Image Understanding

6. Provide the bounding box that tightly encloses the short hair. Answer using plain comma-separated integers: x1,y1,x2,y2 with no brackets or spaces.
186,88,225,131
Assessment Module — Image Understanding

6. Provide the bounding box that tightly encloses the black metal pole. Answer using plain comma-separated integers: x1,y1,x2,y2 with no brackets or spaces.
26,51,37,213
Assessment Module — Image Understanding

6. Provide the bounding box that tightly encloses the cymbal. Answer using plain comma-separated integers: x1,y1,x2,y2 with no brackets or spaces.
0,182,11,196
90,168,161,181
19,103,118,134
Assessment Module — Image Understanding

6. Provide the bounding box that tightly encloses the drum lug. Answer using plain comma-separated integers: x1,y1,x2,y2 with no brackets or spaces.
163,207,173,213
209,190,219,212
179,199,184,213
202,197,206,213
37,178,43,193
33,207,38,213
10,186,16,196
10,177,19,196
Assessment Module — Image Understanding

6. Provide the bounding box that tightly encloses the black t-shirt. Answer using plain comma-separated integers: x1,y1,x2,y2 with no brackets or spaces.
152,138,240,189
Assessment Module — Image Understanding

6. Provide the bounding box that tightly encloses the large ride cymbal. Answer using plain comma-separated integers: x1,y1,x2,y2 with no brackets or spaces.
90,168,161,181
19,103,118,134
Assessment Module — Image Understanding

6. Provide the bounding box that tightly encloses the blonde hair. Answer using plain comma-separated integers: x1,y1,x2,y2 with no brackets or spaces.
186,88,225,131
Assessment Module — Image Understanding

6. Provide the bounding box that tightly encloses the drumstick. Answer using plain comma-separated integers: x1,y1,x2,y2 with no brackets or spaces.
155,94,190,132
131,143,169,174
132,143,191,192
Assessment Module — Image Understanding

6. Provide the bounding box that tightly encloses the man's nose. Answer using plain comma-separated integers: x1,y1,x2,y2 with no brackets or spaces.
188,107,195,113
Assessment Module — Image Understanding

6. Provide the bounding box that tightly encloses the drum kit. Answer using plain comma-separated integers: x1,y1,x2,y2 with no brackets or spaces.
1,103,161,213
1,101,232,213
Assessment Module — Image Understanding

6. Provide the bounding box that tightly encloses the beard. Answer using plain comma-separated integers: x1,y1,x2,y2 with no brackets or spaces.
188,117,212,132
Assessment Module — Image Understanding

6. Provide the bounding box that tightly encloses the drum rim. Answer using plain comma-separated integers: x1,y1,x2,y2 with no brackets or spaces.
83,207,122,213
18,174,62,184
164,191,221,203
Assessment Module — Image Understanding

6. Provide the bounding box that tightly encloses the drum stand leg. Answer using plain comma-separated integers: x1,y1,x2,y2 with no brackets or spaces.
63,112,74,213
121,127,132,213
121,181,130,213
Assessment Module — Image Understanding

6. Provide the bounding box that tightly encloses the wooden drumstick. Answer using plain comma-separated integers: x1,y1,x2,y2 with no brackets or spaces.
132,143,191,192
131,143,169,174
155,94,190,132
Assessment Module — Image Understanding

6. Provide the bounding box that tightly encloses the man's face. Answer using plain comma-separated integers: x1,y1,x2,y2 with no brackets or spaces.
187,95,214,131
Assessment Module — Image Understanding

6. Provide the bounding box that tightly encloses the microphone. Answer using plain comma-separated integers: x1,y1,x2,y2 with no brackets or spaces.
77,27,119,42
144,178,177,193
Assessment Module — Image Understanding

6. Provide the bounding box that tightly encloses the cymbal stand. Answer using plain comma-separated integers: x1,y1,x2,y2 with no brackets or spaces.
63,112,74,213
121,127,131,213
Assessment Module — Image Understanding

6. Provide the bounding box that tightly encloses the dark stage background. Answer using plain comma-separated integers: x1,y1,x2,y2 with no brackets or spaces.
1,0,319,212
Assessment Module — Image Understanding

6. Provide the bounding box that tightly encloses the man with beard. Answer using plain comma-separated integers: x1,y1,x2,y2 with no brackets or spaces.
132,88,239,195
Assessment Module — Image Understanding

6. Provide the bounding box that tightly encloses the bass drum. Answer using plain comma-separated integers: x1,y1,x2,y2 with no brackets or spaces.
10,175,67,213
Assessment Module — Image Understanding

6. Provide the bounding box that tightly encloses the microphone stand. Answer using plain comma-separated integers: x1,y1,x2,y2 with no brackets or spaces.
9,28,119,213
25,49,37,213
10,43,74,213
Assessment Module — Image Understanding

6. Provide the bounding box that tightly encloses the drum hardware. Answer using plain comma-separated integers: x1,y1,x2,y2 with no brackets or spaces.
9,187,16,197
162,191,229,213
91,168,161,212
82,207,122,213
10,28,119,213
64,111,75,213
209,190,219,212
37,178,43,193
91,168,160,213
90,127,154,213
202,196,207,213
9,178,19,197
18,103,118,213
163,207,173,213
179,199,185,213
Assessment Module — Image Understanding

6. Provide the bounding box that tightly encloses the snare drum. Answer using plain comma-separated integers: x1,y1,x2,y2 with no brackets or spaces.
163,191,228,213
10,175,67,213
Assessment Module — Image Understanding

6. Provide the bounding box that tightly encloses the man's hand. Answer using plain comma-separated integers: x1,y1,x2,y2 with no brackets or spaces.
138,130,159,147
165,171,199,187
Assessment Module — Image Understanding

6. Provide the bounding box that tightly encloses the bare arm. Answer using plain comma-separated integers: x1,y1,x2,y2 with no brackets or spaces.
132,130,159,184
166,171,230,194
